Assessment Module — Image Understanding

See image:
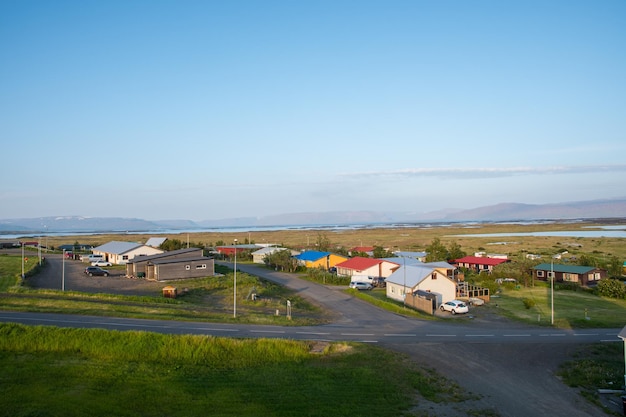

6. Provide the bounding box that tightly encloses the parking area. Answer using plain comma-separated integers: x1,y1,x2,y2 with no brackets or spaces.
25,253,165,296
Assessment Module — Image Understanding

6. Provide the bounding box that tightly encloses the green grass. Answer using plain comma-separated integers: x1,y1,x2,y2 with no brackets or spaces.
491,283,626,328
0,253,39,291
348,288,437,320
0,259,328,326
0,323,472,417
557,343,625,414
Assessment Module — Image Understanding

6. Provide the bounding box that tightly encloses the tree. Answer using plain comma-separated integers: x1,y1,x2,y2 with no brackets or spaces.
264,249,298,272
373,246,393,258
595,278,626,299
315,233,332,252
607,256,623,278
447,241,466,261
424,238,449,262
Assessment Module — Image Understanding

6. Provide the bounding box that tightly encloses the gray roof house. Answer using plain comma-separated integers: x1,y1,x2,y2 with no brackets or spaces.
386,264,457,307
92,241,163,265
126,248,205,278
251,247,300,264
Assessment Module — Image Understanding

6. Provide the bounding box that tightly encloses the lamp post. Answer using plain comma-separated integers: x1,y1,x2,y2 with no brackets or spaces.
62,250,66,292
550,257,555,325
618,325,626,389
21,242,25,280
233,239,238,318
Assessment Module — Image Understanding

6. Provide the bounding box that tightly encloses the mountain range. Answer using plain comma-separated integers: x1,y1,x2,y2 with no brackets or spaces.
1,197,625,234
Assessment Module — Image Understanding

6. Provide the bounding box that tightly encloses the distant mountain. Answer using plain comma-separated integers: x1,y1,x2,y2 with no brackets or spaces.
442,198,626,221
1,198,624,235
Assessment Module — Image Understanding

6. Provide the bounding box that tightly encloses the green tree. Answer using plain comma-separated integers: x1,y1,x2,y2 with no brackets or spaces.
595,278,626,299
607,256,623,278
447,241,466,261
264,249,298,272
373,245,393,258
425,238,449,262
315,233,332,252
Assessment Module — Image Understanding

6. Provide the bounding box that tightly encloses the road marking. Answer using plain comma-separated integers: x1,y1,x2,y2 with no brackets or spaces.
465,334,494,337
573,333,598,336
341,333,375,336
540,334,566,337
198,328,239,332
384,334,417,337
503,334,531,337
250,330,285,334
360,340,379,343
426,334,457,337
296,331,330,335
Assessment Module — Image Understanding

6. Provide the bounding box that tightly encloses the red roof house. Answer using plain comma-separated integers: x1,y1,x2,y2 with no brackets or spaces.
335,256,400,278
452,256,509,274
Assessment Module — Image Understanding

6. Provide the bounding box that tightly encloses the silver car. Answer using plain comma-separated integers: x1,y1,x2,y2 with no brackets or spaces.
349,281,373,290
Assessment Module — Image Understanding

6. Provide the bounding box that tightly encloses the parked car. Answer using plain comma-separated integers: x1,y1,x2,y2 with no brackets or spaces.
439,300,469,315
468,297,485,306
349,281,373,290
84,266,109,277
371,277,386,288
91,260,112,267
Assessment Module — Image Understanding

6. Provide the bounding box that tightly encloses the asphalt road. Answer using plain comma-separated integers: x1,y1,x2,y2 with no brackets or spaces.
1,254,623,416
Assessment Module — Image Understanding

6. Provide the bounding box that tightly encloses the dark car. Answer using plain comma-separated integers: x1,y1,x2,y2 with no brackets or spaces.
371,277,386,288
84,266,109,277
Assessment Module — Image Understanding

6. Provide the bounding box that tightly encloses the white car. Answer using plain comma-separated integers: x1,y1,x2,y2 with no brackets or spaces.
91,260,112,267
349,281,373,290
439,300,469,315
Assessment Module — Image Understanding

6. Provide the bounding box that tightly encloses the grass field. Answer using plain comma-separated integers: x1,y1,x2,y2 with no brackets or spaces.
0,323,473,417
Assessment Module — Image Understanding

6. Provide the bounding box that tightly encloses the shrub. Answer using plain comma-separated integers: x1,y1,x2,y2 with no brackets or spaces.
595,278,626,299
522,298,536,309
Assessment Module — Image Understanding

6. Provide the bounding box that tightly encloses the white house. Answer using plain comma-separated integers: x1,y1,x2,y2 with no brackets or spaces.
92,241,163,265
251,247,300,264
386,264,457,306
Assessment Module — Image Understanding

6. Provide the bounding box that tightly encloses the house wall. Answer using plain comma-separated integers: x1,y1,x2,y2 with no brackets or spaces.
385,281,406,302
126,249,204,277
152,259,215,281
414,271,457,304
100,246,163,265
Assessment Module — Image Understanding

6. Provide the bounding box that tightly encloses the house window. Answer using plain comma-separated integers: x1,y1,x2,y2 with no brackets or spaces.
593,273,601,281
537,270,544,277
185,265,190,270
431,273,437,280
122,255,129,260
547,271,554,278
196,264,206,270
564,273,578,282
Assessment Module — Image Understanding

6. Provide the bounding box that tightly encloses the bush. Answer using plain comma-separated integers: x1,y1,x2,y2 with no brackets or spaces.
522,298,536,309
595,278,626,299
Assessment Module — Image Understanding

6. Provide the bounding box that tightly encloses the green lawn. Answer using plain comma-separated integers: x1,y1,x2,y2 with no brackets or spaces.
0,323,471,417
491,283,626,328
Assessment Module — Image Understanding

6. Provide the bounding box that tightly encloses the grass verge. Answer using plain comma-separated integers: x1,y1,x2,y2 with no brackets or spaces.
0,323,474,417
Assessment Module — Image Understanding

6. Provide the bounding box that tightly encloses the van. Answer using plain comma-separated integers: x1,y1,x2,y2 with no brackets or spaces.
81,254,105,262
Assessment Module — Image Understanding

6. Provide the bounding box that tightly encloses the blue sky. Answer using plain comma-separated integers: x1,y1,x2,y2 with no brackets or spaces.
1,0,625,221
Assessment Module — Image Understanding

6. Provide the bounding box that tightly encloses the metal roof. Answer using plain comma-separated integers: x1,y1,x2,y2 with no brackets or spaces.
386,265,438,287
146,237,167,247
127,248,203,264
93,241,143,254
295,251,331,261
532,263,597,274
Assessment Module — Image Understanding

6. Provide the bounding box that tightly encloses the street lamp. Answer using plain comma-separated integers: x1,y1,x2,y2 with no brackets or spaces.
551,256,555,325
618,325,626,389
62,250,66,292
233,239,238,318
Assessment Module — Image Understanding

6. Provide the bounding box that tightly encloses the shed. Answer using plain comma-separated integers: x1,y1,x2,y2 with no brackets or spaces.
162,286,177,298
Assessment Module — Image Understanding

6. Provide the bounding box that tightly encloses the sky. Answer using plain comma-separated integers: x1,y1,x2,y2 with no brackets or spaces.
1,0,625,221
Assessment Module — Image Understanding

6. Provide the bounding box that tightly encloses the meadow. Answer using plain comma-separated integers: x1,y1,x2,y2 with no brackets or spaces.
0,323,471,417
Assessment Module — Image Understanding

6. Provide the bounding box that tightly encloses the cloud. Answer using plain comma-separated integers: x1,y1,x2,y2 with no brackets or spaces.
339,164,626,180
